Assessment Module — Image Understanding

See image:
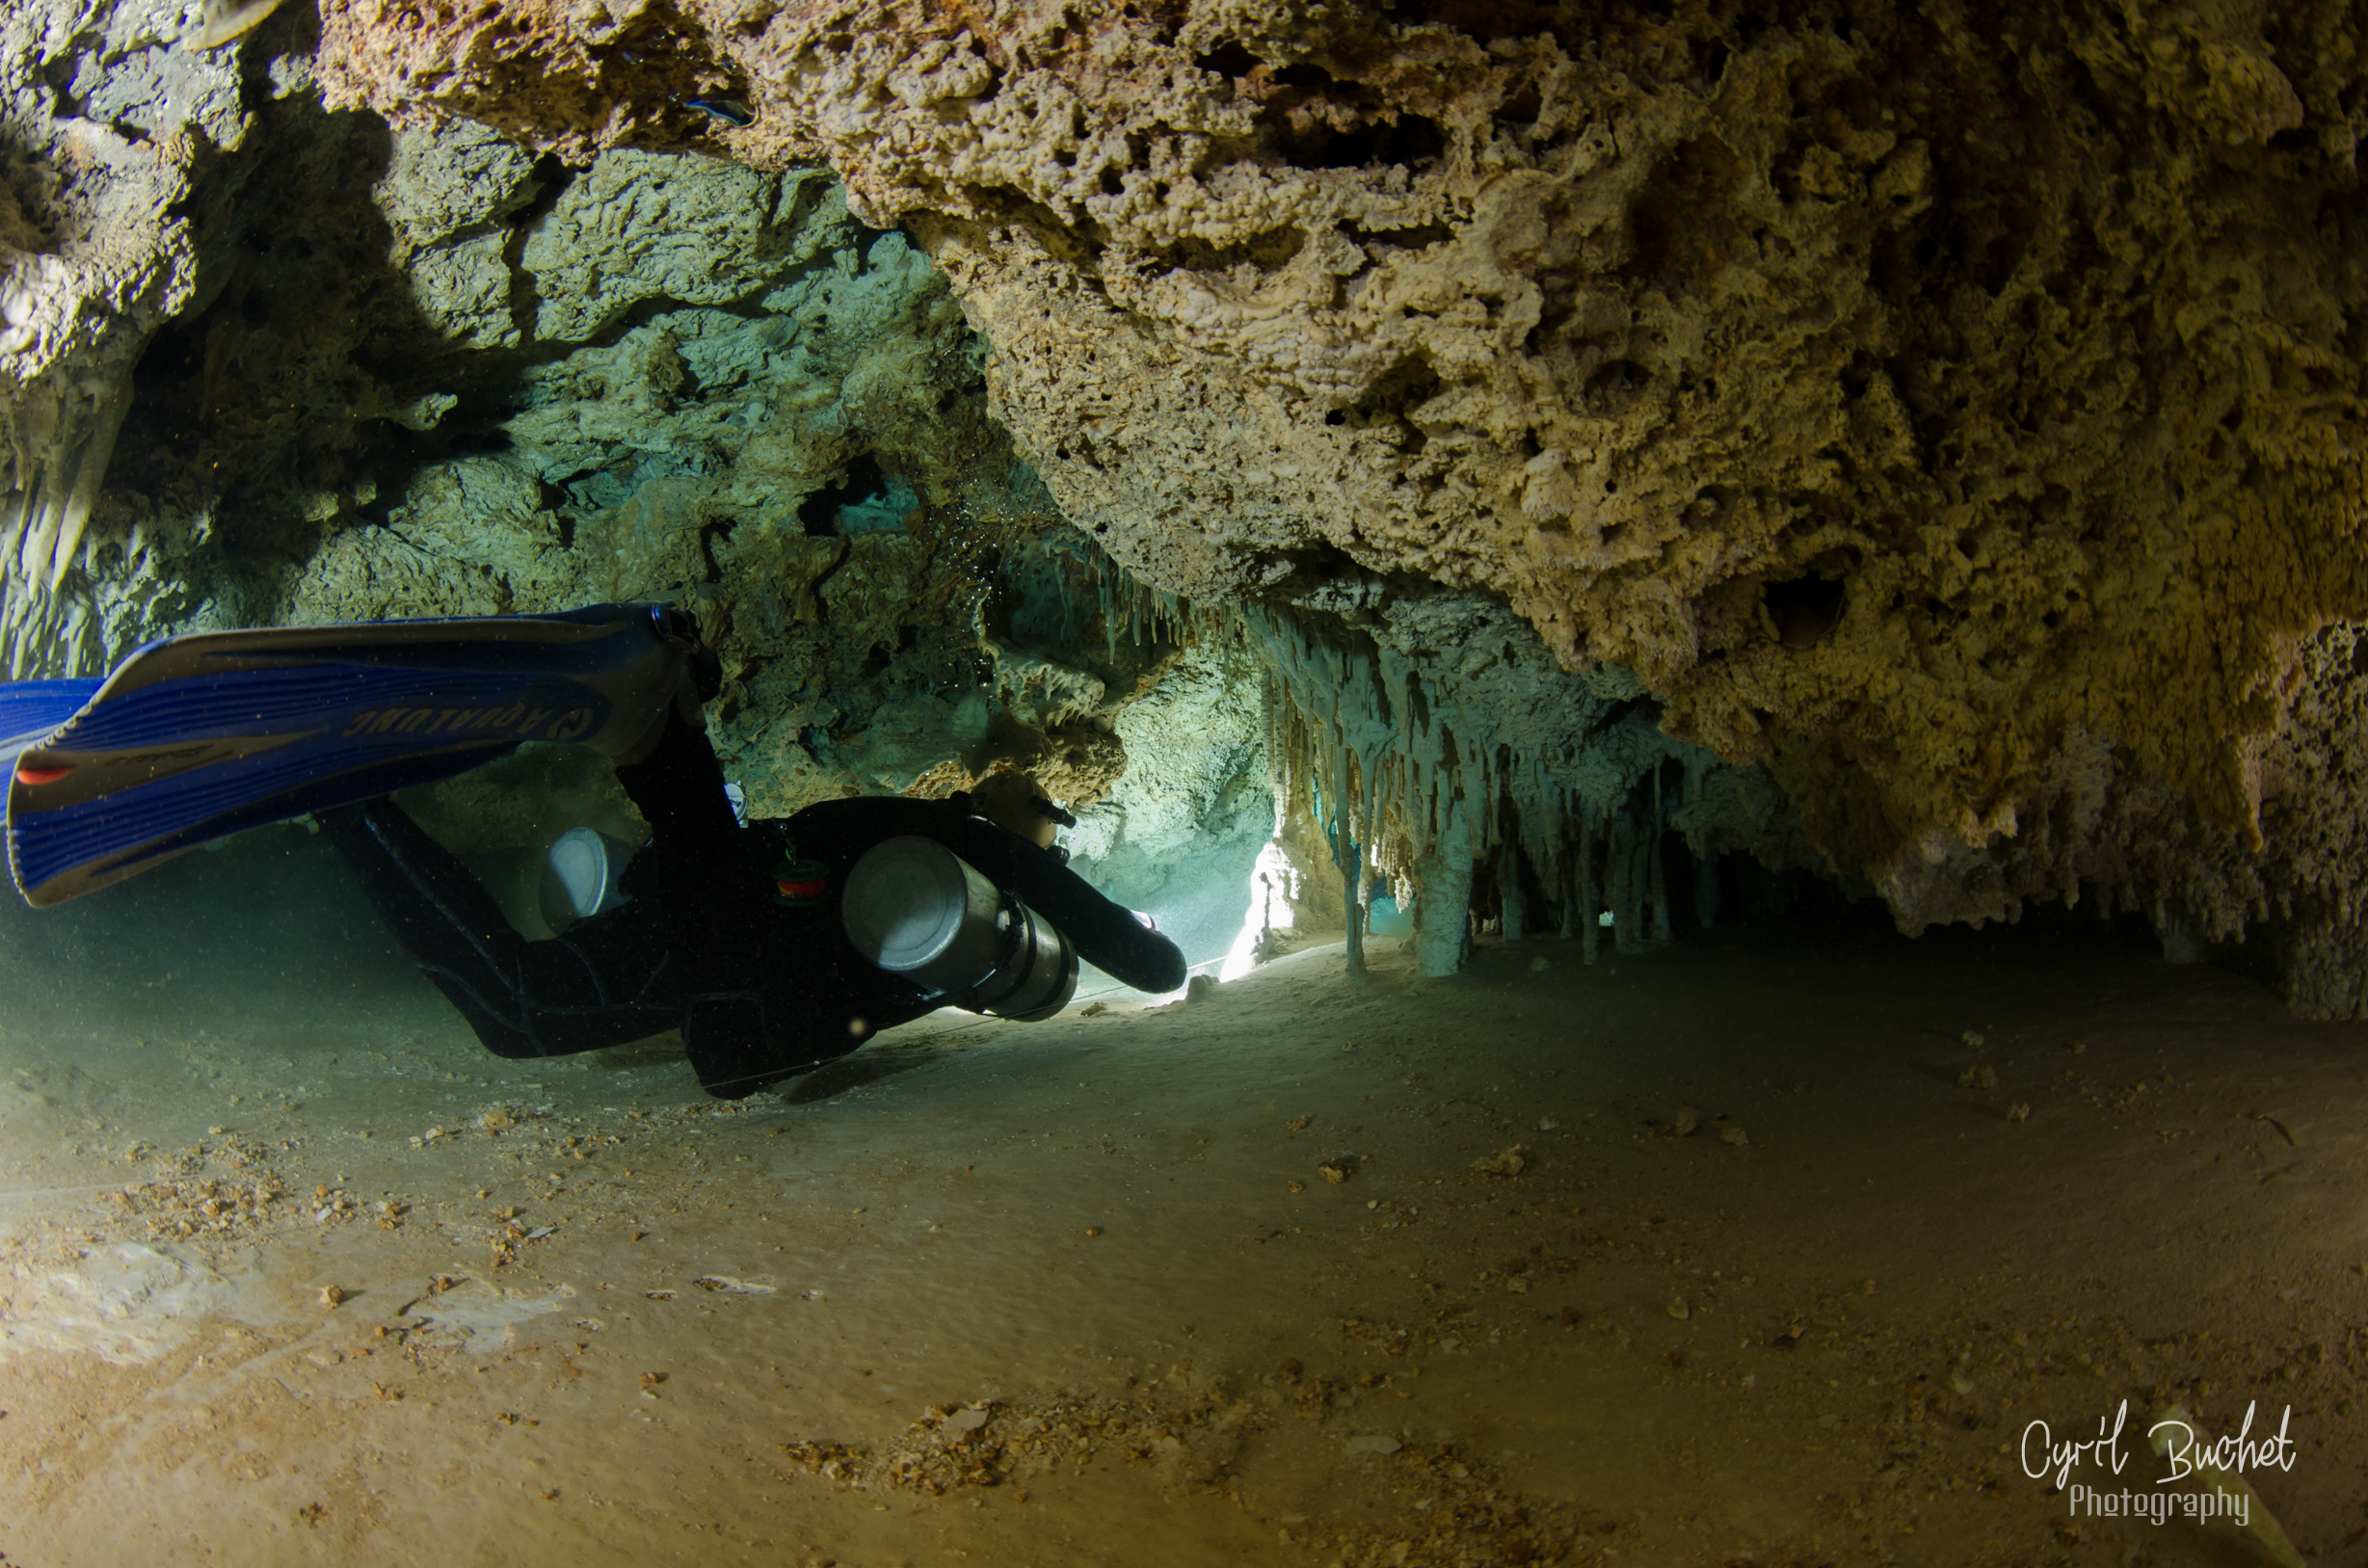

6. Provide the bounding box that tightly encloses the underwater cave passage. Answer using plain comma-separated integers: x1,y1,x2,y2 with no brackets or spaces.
2,54,2363,1568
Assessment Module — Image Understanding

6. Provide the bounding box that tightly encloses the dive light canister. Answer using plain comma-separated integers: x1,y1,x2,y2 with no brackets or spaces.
840,836,1078,1021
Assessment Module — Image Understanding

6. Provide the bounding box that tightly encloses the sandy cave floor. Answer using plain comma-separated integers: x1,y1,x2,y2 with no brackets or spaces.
1,842,2366,1566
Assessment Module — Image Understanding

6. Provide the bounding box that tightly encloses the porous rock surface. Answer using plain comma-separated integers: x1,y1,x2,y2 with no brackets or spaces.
311,0,2368,929
0,0,247,676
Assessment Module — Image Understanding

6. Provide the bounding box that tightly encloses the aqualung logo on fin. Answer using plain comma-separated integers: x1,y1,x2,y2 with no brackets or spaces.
340,703,596,741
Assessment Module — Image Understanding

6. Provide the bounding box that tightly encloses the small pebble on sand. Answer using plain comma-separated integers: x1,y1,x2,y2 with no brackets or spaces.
1470,1147,1527,1177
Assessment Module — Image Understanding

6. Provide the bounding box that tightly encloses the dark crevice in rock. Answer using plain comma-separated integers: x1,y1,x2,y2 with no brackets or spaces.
502,152,574,345
1338,219,1452,251
1146,225,1305,274
1764,571,1848,650
797,452,893,537
1192,40,1259,79
1335,354,1444,444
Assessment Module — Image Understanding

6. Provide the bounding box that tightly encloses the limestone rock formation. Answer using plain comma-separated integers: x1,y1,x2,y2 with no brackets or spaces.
308,0,2368,942
0,0,244,674
7,0,2368,1013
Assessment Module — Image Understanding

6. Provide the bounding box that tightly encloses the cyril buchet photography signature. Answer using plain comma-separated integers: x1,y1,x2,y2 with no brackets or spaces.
2020,1398,2296,1528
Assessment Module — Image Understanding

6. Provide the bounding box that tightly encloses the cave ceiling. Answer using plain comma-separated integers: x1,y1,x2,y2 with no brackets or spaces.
299,0,2368,866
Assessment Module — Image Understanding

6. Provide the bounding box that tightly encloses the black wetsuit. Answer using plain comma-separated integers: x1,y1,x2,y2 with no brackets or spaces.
320,712,1185,1098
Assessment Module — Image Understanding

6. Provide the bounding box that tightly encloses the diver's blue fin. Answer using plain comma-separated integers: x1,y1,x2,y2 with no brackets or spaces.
0,679,100,760
5,602,688,907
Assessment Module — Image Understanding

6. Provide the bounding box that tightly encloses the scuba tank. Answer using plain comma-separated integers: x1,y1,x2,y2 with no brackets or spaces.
839,836,1078,1021
541,825,642,927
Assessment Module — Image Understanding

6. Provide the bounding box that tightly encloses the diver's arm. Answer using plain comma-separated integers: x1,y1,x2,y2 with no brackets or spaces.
319,799,522,960
914,811,1188,994
990,840,1185,992
786,795,1189,994
610,699,793,1100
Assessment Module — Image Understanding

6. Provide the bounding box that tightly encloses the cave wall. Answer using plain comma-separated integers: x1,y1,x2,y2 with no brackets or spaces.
7,0,2368,1009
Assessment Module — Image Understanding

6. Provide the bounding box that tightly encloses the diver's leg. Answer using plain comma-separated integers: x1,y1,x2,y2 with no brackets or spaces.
320,801,678,1058
611,707,767,980
604,703,957,1094
611,707,824,1095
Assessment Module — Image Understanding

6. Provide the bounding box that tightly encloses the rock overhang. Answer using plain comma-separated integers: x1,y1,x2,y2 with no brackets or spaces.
3,0,2366,1012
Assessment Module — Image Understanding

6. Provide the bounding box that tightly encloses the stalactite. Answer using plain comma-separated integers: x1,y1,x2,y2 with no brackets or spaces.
1414,799,1474,977
1502,844,1528,942
1337,799,1367,985
1578,810,1598,962
1558,837,1578,941
1649,763,1673,944
1610,810,1629,956
1064,544,1768,979
48,386,131,593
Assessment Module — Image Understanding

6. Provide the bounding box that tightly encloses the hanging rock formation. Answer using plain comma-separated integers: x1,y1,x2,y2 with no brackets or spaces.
308,1,2368,864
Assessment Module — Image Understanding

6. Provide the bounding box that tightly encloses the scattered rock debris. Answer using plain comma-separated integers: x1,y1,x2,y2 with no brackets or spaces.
1469,1146,1526,1177
778,1389,1597,1566
1317,1156,1357,1184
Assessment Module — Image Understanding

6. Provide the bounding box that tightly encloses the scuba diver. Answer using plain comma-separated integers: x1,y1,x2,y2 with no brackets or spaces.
0,602,1184,1099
